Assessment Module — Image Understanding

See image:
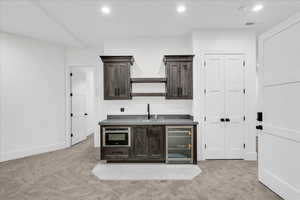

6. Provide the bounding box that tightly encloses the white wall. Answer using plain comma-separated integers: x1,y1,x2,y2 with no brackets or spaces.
258,12,300,200
0,32,66,161
102,37,193,116
192,30,257,160
0,30,257,161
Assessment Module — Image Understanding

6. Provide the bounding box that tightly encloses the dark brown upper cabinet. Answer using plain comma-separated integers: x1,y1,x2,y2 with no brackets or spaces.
100,56,134,100
164,55,194,99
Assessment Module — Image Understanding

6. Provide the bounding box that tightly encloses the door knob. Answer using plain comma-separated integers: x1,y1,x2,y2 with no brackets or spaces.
220,118,225,122
84,113,88,116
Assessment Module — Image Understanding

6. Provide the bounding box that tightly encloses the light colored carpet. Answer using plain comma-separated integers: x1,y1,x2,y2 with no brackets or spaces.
0,136,283,200
92,163,201,180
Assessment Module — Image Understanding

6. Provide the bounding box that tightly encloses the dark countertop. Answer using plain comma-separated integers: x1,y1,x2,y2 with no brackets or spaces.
99,115,198,126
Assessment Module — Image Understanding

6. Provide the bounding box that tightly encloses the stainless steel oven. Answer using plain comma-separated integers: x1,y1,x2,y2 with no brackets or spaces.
103,127,131,147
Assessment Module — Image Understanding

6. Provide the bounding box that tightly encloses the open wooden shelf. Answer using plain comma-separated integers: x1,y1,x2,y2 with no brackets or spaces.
131,92,166,97
130,78,167,83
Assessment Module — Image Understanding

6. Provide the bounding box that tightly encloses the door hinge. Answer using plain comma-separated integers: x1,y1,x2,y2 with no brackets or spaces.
205,144,207,149
204,89,207,94
204,116,207,121
70,93,73,97
204,61,206,67
243,61,245,67
70,73,73,76
243,89,246,94
70,113,73,117
71,133,73,137
243,116,246,121
243,143,246,149
257,112,263,122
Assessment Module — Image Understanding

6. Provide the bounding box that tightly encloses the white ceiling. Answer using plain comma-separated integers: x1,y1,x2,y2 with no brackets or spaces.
1,0,300,47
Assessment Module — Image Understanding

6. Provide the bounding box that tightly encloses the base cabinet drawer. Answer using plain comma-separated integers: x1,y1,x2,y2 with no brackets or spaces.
101,147,129,160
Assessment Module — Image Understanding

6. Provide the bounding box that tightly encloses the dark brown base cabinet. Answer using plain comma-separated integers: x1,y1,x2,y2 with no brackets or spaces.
100,125,197,164
132,126,165,161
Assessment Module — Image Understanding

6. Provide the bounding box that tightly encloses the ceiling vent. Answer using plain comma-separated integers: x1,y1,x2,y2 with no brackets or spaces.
245,22,256,26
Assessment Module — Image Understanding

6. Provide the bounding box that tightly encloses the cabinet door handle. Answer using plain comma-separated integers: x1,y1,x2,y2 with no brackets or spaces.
118,88,120,96
178,87,182,96
151,154,161,157
112,151,123,154
114,88,118,96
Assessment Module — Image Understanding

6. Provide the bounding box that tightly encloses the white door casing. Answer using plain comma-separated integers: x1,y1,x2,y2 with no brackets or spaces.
204,54,245,159
70,68,88,145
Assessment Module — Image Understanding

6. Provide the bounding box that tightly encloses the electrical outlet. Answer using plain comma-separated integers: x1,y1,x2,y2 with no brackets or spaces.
120,108,125,112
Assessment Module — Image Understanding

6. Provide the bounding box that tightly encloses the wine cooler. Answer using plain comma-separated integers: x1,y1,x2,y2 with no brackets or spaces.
166,126,193,164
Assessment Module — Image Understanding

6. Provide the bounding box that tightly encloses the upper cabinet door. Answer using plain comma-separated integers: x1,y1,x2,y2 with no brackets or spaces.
103,63,118,99
166,62,181,98
180,62,193,98
100,56,134,100
115,63,131,99
164,55,194,99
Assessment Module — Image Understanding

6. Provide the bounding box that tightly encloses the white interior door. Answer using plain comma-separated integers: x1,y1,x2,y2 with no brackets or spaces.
204,55,226,159
204,54,245,159
258,20,300,200
71,68,88,145
224,55,245,159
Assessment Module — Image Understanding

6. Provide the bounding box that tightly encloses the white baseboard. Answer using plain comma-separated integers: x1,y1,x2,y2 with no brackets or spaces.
259,168,300,200
244,152,257,160
0,142,66,162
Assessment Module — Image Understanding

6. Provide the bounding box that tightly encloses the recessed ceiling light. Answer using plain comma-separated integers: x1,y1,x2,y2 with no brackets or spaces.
101,5,111,15
177,5,186,14
252,4,263,12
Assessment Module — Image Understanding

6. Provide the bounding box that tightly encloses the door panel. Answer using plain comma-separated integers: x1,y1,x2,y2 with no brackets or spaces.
104,64,117,98
205,123,225,158
180,62,193,98
133,127,148,159
225,122,244,159
204,55,226,159
225,56,244,90
225,55,245,158
116,64,130,98
71,68,88,145
166,62,180,98
71,117,87,145
148,126,165,160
